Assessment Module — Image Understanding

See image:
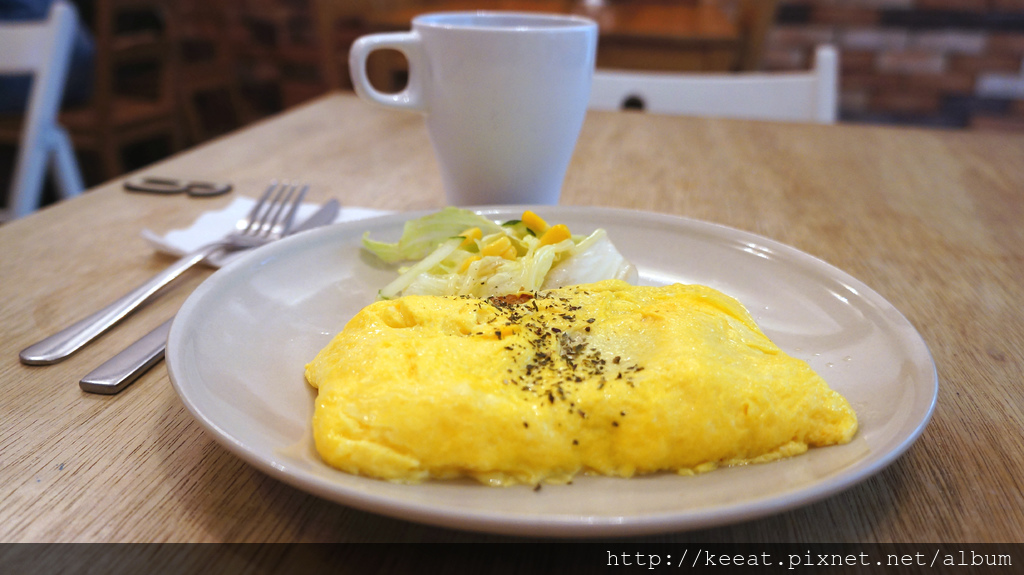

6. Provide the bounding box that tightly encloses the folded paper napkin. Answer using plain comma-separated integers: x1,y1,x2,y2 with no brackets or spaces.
142,197,391,268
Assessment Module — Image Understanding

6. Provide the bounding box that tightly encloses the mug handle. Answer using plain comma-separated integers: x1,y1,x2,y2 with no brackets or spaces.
348,32,425,112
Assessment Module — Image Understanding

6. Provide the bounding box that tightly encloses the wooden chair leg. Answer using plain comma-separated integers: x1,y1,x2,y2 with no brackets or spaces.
171,120,187,153
182,92,205,144
99,138,123,182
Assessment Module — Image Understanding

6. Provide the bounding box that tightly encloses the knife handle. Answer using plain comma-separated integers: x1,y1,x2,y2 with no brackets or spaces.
19,245,214,365
80,319,171,394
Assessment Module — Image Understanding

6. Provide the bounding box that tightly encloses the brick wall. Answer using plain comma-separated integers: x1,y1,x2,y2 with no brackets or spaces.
216,0,1024,131
762,0,1024,130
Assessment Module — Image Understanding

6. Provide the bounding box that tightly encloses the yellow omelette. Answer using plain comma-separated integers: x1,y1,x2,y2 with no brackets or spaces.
305,280,857,486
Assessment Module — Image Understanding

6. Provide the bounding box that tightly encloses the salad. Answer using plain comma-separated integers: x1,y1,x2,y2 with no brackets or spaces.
363,207,638,299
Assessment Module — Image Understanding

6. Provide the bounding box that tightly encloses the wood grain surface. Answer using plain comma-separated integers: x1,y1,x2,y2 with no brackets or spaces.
1,93,1022,545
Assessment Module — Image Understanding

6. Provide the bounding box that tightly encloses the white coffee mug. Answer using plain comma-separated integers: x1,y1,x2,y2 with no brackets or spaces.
349,12,598,206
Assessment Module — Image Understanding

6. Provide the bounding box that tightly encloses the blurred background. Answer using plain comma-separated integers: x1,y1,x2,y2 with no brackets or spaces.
3,0,1024,201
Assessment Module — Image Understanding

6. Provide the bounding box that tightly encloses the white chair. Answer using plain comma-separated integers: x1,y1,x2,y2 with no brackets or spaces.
589,45,839,124
1,1,85,222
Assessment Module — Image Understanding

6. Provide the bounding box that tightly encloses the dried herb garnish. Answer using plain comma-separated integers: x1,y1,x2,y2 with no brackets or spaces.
464,287,645,413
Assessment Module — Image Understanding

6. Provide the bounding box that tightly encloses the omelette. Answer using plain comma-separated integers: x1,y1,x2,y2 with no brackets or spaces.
305,279,858,486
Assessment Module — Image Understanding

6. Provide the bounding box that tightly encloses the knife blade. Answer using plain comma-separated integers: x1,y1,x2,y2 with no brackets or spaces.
79,199,341,395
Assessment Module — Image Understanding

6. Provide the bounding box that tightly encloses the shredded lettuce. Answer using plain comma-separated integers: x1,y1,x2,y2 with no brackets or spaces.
363,208,637,299
542,229,638,289
362,207,503,264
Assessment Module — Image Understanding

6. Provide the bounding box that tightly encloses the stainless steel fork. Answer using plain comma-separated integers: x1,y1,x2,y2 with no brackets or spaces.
20,181,308,365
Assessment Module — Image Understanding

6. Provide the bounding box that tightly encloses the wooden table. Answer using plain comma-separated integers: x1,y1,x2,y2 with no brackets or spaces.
362,1,739,92
2,93,1022,558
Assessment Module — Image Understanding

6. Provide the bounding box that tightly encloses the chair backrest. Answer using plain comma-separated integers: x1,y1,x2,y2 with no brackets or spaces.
589,45,839,124
0,4,73,72
1,1,82,220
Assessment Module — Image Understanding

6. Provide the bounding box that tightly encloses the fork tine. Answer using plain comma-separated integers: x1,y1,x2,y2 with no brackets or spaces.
275,183,309,237
240,180,281,234
250,181,292,236
256,182,292,235
261,182,297,235
232,180,312,241
244,181,310,239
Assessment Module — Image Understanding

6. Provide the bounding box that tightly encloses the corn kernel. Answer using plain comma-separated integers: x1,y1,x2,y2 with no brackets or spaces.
522,210,549,235
458,227,482,248
500,246,517,260
538,223,571,247
481,235,513,257
458,255,481,272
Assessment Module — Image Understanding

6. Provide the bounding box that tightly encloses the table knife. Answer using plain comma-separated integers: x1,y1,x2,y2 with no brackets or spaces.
79,199,340,395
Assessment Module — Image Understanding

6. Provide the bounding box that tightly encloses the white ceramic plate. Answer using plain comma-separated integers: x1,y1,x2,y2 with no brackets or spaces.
167,206,937,537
